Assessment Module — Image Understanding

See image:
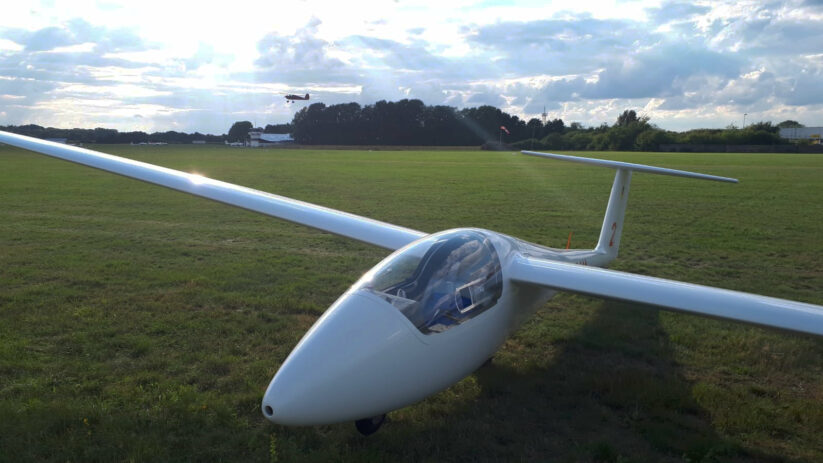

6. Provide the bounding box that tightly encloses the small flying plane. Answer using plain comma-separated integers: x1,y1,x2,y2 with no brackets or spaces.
1,131,822,436
285,93,310,103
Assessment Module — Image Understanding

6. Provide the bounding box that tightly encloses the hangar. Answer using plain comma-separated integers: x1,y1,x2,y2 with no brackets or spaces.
779,127,822,144
248,129,294,147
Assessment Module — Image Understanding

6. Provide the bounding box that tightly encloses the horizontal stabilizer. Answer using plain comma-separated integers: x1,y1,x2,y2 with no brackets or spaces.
509,256,823,336
521,151,738,183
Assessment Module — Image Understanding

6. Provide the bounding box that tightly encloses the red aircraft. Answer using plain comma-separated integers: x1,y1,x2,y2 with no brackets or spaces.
285,93,310,103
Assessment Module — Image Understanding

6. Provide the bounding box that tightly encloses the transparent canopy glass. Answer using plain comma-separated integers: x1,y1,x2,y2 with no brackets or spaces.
360,230,503,334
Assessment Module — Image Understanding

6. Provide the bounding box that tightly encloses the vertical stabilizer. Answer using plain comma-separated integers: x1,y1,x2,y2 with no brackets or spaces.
520,150,736,267
595,169,632,265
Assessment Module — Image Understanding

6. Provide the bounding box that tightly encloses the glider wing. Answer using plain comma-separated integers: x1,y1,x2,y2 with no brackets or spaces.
509,255,823,336
0,131,426,250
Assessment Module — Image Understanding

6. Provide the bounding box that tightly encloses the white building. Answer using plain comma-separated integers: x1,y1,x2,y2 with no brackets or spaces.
779,127,822,144
247,128,263,147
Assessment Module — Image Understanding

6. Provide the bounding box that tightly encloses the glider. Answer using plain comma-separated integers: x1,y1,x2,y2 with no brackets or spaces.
1,131,821,436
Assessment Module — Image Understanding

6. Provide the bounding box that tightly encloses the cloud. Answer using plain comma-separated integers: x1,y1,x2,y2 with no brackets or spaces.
182,43,234,71
0,76,60,101
776,66,823,105
586,44,742,99
255,18,344,72
343,35,445,72
464,16,649,76
500,41,743,113
0,19,154,94
2,2,823,133
645,1,710,24
23,26,75,51
466,90,506,108
4,19,146,54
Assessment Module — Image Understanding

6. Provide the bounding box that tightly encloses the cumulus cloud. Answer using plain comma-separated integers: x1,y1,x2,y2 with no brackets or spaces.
255,18,344,71
4,18,145,54
464,16,648,76
0,19,154,92
343,35,444,72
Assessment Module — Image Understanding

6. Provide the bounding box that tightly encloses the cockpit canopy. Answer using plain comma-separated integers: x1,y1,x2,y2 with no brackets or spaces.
360,230,503,334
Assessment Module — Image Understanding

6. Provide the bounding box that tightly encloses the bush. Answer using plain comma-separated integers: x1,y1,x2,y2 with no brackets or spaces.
636,129,674,151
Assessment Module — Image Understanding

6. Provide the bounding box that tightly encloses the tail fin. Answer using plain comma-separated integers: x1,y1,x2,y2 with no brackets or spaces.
521,151,737,266
595,168,632,262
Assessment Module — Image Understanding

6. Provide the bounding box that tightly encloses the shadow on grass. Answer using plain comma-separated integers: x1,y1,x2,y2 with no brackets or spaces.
368,301,792,462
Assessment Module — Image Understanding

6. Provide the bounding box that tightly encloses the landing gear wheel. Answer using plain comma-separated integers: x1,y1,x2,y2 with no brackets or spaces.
355,414,386,436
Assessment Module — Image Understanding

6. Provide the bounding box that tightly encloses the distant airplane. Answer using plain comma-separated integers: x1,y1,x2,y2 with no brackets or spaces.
1,130,822,437
285,93,310,103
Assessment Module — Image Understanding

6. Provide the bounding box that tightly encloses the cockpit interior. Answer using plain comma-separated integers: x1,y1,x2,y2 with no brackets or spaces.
362,230,504,334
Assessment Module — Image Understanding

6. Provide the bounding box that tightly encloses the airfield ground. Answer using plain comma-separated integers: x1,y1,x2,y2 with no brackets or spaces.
1,145,822,462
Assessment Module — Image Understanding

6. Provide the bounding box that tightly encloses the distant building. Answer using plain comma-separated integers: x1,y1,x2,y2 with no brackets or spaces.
248,129,294,147
247,128,263,147
260,133,294,143
192,140,206,144
780,127,822,144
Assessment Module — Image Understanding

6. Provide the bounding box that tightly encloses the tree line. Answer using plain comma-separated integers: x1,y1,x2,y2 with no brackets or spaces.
289,102,804,150
1,103,810,150
0,124,227,144
0,123,294,145
289,100,563,146
512,110,803,152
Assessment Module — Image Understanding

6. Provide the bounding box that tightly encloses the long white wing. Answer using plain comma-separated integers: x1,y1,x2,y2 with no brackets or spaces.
0,131,426,250
509,255,823,336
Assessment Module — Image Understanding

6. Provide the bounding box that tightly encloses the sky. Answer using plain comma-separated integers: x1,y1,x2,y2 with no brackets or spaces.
0,0,822,134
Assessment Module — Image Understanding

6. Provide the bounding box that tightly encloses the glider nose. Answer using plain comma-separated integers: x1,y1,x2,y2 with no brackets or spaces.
262,291,424,425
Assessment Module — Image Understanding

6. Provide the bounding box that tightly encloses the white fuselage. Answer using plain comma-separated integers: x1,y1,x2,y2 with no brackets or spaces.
261,228,601,425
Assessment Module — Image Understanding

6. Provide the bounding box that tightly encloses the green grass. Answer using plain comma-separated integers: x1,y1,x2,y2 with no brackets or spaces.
1,144,822,462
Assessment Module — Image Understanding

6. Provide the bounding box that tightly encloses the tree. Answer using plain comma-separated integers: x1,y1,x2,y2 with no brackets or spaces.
291,103,327,144
747,121,778,134
227,121,253,142
544,118,565,136
615,109,650,128
526,118,543,139
615,110,638,127
777,120,804,128
635,129,673,151
264,123,293,134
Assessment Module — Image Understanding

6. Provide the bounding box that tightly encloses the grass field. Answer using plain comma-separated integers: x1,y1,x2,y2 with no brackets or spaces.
1,144,822,462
